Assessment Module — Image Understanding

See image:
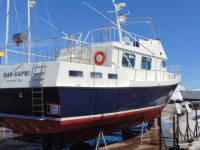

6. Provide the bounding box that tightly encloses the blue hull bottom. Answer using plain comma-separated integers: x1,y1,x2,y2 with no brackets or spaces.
59,84,177,118
0,84,177,118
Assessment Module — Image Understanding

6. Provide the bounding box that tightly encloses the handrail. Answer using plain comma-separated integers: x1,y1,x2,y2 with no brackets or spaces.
4,49,54,59
84,26,150,43
121,67,180,82
123,31,149,40
1,36,91,50
84,27,118,42
168,68,181,72
0,36,92,66
84,26,154,55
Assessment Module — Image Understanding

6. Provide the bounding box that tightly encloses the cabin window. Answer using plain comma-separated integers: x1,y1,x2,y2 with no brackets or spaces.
161,60,166,68
108,74,118,79
141,57,152,70
91,72,102,78
122,53,135,68
69,71,83,77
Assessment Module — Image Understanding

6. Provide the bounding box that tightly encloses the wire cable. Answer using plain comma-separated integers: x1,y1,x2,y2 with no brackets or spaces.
35,0,41,40
13,0,28,63
44,0,54,38
32,1,37,25
13,0,21,32
182,31,200,84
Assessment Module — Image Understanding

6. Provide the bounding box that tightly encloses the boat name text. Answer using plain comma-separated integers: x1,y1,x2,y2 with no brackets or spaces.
3,70,31,78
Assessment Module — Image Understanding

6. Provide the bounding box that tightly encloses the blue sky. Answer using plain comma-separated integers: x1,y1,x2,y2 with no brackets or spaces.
0,0,200,89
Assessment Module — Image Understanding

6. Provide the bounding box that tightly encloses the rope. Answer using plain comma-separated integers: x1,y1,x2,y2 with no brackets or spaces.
44,0,54,38
182,31,200,84
13,0,21,32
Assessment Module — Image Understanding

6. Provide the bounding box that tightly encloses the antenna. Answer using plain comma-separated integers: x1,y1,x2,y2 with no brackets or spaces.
82,1,154,55
82,1,124,44
82,1,119,28
112,1,125,43
99,12,104,42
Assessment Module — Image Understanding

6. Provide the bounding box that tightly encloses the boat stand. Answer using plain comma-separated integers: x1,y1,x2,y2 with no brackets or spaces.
176,113,186,143
95,129,108,150
0,127,11,139
194,109,200,137
185,111,196,141
140,122,150,143
43,134,52,150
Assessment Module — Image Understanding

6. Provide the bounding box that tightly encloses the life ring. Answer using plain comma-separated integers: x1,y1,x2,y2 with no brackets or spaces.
94,52,105,65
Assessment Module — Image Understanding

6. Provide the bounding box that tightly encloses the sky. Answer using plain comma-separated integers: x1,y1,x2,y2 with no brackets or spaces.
0,0,200,89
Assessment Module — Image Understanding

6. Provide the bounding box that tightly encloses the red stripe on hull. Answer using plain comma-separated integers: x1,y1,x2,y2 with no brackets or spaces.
0,105,165,141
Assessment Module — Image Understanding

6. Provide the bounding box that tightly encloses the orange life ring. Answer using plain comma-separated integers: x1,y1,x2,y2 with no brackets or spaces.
94,52,105,65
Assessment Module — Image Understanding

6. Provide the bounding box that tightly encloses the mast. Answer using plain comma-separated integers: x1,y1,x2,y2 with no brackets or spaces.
112,0,123,44
5,0,10,67
28,0,31,63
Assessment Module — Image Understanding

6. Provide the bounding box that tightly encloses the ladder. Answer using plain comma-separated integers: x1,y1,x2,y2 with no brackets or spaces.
32,50,51,117
31,62,47,117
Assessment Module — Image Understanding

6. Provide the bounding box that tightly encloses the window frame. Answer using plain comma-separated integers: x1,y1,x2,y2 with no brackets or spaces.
122,52,136,68
69,70,83,78
141,56,152,70
161,60,166,68
90,72,102,79
108,74,118,79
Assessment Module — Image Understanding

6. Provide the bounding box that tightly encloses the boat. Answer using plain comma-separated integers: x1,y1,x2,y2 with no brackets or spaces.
170,85,185,103
0,0,180,144
180,89,200,102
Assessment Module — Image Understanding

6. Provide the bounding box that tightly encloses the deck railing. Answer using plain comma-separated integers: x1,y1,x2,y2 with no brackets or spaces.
131,69,180,82
0,36,91,66
84,26,149,44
